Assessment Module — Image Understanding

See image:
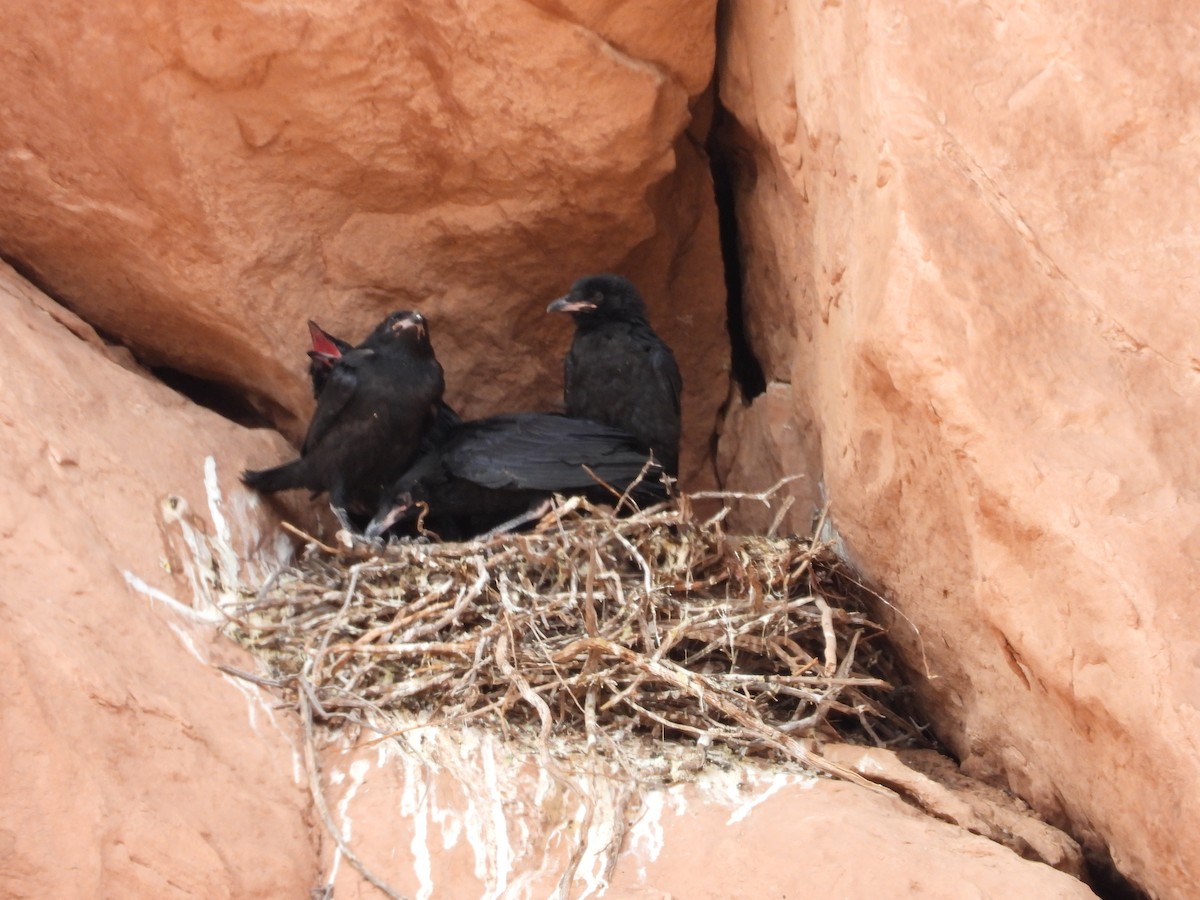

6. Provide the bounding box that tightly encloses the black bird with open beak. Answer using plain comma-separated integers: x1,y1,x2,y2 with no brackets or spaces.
306,317,462,448
548,274,682,477
243,310,446,530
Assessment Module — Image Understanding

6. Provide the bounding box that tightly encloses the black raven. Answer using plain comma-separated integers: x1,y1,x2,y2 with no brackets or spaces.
547,274,682,476
366,413,667,540
243,310,445,528
306,318,461,443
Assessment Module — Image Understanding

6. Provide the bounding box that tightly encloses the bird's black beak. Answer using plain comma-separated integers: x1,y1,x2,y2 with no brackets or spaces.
547,295,597,314
308,321,343,358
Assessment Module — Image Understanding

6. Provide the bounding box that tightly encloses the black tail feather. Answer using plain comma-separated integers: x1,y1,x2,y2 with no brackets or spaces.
241,458,312,494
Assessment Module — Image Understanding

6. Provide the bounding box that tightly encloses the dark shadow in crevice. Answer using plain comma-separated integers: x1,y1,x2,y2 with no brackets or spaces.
706,68,766,401
0,250,148,364
1085,850,1149,900
1,250,81,315
151,366,280,432
2,250,285,433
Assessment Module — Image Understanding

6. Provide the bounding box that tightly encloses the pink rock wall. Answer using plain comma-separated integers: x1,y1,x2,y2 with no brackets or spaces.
4,0,1193,895
0,262,1095,899
717,1,1200,897
0,0,727,484
318,735,1095,899
0,263,317,898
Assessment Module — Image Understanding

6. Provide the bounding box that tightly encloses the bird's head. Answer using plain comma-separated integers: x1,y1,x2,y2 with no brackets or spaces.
366,446,446,539
388,310,429,341
547,274,647,325
364,310,433,351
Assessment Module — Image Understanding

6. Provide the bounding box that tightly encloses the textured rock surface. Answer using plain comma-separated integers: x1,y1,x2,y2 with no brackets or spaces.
5,0,1189,895
717,1,1200,896
315,731,1095,899
0,263,317,898
0,233,1088,900
0,0,727,486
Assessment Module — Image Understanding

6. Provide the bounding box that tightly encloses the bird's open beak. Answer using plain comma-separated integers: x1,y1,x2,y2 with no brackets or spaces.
308,321,343,358
307,350,339,367
547,295,597,314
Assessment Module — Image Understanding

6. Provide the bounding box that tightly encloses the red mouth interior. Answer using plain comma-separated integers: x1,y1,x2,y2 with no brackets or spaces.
308,322,343,357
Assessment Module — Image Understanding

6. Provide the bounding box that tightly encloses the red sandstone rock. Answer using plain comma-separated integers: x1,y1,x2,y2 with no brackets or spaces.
0,259,1094,897
0,0,726,486
313,730,1095,898
717,2,1200,896
3,0,1176,894
0,264,317,898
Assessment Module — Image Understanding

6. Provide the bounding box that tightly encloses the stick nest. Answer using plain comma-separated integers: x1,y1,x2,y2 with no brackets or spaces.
226,487,927,778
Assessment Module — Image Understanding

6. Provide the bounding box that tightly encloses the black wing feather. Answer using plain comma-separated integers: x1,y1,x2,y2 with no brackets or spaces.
443,414,661,492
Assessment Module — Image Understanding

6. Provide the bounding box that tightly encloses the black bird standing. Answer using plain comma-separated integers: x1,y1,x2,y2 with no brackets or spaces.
366,413,667,540
243,310,445,529
547,274,682,476
306,319,462,443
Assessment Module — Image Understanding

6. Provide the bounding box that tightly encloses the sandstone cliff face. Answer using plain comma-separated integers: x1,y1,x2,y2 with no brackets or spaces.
717,1,1200,896
314,733,1095,899
0,263,1090,900
0,263,316,898
0,0,727,484
1,0,1196,897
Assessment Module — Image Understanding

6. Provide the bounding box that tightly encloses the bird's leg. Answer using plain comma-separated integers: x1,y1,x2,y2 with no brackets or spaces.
327,483,359,544
364,499,410,541
478,498,555,540
331,505,356,534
